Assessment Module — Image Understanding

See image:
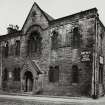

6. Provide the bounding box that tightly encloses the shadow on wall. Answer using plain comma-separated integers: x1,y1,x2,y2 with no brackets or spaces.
81,83,91,96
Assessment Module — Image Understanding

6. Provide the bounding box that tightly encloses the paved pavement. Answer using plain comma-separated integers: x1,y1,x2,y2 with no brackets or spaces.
0,94,105,105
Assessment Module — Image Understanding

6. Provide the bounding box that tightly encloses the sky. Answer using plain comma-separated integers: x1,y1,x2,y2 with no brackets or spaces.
0,0,105,35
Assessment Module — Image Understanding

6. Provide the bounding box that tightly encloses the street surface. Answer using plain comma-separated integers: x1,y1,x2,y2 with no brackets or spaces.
0,94,105,105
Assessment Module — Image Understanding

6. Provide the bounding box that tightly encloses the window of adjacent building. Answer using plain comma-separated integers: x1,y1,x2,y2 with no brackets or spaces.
28,31,42,55
15,40,20,56
72,27,80,48
3,68,8,81
72,65,79,83
99,64,103,83
51,31,59,50
49,66,59,82
13,68,20,81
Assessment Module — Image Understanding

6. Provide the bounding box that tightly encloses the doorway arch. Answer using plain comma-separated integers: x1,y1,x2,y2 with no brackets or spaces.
23,71,34,92
20,58,43,93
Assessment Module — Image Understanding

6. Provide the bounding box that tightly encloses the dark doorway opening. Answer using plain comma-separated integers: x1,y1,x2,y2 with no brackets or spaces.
24,71,33,92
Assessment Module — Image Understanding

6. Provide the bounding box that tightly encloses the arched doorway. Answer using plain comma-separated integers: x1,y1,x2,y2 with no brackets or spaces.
24,71,33,92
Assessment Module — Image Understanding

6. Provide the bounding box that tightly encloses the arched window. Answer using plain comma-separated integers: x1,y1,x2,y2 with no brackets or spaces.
15,40,20,56
13,68,21,81
3,68,8,81
28,31,42,55
49,66,54,82
49,66,59,82
72,65,79,83
72,27,80,48
54,66,59,81
51,31,58,50
4,42,9,57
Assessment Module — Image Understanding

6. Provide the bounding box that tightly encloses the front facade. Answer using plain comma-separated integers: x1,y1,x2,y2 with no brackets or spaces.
0,2,105,98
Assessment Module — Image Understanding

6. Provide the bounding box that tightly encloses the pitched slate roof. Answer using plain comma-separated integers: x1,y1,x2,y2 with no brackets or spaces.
34,2,54,21
42,10,54,21
50,8,98,25
0,31,22,42
0,3,105,41
22,57,42,75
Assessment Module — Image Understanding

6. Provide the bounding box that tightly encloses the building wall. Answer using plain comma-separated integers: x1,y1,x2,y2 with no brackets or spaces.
0,3,50,92
0,7,100,97
43,15,96,96
99,20,105,97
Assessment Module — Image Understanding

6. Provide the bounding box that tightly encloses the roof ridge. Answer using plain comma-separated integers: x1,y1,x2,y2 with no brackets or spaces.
50,7,98,24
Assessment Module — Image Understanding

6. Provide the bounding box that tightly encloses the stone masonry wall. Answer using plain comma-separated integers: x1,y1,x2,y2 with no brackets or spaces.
0,2,50,93
100,21,105,96
0,7,98,97
43,16,96,97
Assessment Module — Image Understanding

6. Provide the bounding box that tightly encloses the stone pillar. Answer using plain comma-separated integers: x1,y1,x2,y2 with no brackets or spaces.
32,78,37,94
38,74,44,90
21,79,24,92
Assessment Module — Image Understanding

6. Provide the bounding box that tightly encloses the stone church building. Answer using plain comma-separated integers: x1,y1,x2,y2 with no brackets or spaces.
0,2,105,98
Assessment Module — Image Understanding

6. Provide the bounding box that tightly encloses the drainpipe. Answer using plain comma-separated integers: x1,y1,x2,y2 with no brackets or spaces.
92,14,98,99
0,43,2,90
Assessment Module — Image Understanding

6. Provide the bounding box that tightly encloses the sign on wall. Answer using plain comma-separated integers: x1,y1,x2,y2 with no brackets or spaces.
99,56,104,64
80,51,91,62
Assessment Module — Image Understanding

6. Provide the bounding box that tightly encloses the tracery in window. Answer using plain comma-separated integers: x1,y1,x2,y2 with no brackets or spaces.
28,31,42,55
